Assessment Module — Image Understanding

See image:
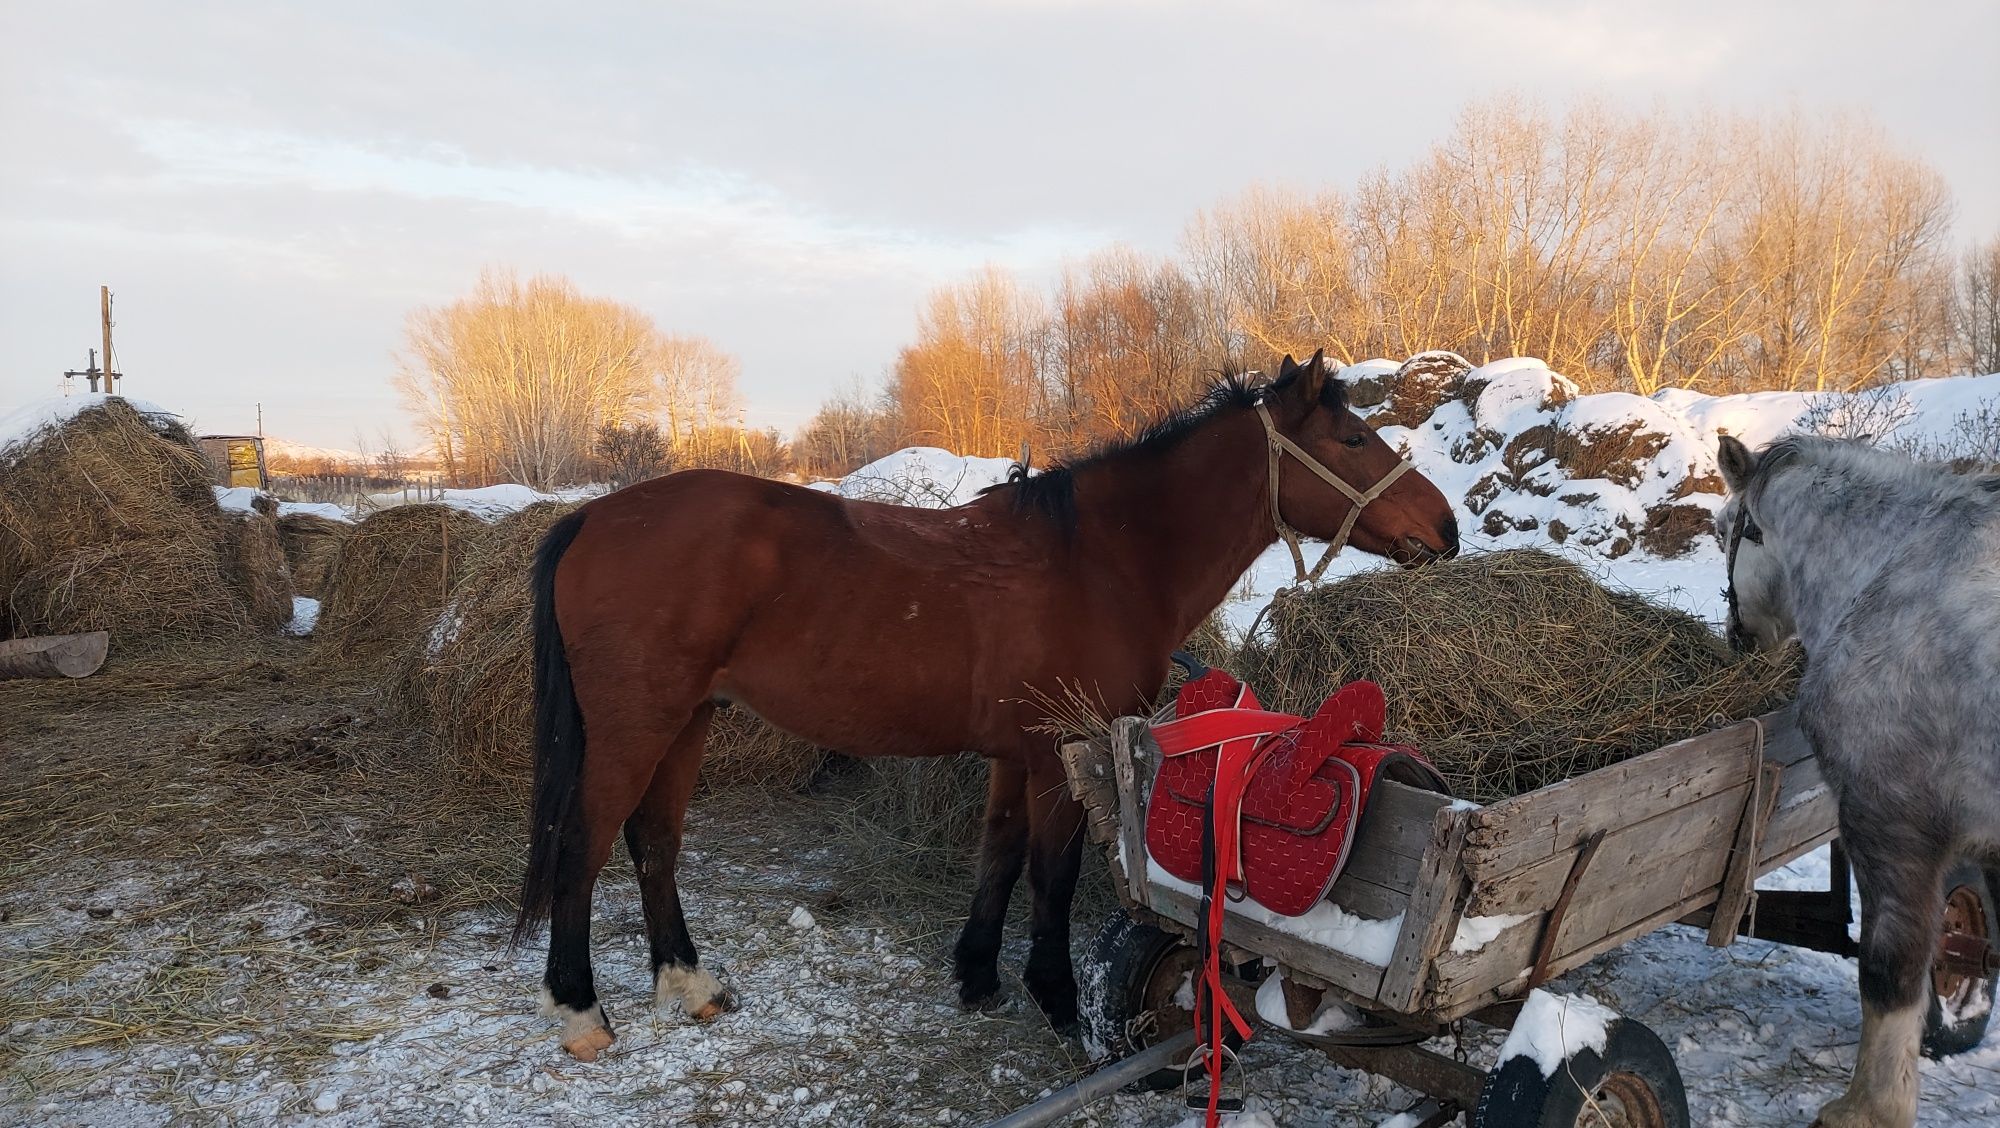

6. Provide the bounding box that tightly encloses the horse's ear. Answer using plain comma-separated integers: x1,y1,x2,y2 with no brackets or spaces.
1278,354,1299,379
1717,435,1758,493
1297,348,1327,404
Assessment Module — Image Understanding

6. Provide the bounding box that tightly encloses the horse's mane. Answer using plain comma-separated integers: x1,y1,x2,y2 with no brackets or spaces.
988,369,1349,534
1750,434,2000,507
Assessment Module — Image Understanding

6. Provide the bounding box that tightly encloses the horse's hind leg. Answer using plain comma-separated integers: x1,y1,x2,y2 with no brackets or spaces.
624,702,736,1021
1020,758,1085,1034
543,704,693,1061
954,760,1027,1009
1814,829,1948,1128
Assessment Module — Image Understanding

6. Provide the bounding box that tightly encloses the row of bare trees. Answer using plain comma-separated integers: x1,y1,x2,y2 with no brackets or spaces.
799,100,1997,475
395,270,781,489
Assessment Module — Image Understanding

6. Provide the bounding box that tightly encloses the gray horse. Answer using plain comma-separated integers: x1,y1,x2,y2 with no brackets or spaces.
1717,434,2000,1128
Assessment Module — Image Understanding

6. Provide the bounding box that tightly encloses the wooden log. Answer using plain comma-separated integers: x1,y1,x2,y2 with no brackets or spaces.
0,632,109,680
1377,805,1472,1012
1109,719,1155,910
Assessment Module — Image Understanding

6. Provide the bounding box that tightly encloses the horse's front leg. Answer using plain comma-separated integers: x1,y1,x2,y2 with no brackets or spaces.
954,759,1027,1009
1813,831,1948,1128
1020,757,1085,1034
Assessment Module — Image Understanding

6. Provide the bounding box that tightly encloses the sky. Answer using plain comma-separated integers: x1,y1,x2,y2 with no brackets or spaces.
4,1,1996,450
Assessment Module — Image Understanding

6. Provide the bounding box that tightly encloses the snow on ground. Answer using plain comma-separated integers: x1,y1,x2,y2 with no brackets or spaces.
361,483,605,521
212,487,355,524
285,597,320,637
819,446,1018,507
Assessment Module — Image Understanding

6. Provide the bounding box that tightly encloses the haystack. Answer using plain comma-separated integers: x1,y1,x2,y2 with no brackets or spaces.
223,500,295,631
1234,549,1798,803
276,512,348,598
0,398,260,647
395,502,823,788
313,504,486,659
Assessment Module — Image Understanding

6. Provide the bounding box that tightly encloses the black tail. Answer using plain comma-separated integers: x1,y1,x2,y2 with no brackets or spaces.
513,508,591,946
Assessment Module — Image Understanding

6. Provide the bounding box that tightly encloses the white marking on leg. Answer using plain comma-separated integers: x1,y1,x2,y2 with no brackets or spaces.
540,986,613,1060
655,962,732,1018
1815,999,1925,1128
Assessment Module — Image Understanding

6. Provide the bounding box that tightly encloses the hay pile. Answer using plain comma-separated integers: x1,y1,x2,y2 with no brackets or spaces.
0,398,262,647
276,512,348,598
1234,549,1799,802
223,500,295,631
313,504,486,659
394,502,822,788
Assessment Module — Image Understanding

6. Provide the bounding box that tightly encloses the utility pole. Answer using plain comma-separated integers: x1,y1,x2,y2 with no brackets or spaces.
256,402,264,437
100,286,115,396
63,349,106,394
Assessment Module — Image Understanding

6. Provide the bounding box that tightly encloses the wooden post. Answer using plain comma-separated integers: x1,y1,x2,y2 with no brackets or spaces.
100,286,114,396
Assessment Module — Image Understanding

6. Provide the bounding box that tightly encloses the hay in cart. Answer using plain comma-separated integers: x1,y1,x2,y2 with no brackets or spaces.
1236,549,1799,803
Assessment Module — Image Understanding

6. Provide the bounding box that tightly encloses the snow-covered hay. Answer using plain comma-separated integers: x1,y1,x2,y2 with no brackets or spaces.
1235,549,1799,803
276,512,348,598
0,397,264,647
313,504,487,658
395,502,823,788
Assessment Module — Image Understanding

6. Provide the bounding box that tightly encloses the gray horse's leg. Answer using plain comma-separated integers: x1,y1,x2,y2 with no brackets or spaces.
1813,825,1948,1128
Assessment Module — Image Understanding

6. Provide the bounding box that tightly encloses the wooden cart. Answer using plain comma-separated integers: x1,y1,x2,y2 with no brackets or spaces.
1055,705,2000,1128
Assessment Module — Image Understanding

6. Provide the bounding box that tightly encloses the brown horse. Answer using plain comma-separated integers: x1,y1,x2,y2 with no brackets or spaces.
513,352,1458,1060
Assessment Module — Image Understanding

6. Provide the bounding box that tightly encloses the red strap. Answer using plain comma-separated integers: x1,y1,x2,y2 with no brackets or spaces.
1153,708,1304,757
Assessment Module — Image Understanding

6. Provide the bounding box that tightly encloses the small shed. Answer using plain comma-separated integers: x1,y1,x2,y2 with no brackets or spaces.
199,435,269,490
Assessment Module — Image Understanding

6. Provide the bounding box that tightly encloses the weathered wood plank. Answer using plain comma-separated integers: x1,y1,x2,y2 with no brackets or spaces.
1142,880,1390,1003
1708,760,1785,946
1377,806,1472,1012
1431,814,1745,1010
0,631,109,680
1464,782,1751,916
1464,719,1765,878
1109,719,1154,910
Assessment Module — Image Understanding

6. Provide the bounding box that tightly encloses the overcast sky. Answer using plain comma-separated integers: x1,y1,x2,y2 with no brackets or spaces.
4,1,1996,449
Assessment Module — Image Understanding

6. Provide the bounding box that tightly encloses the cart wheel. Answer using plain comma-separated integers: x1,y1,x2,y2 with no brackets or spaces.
1922,862,1999,1059
1078,911,1222,1092
1474,1017,1689,1128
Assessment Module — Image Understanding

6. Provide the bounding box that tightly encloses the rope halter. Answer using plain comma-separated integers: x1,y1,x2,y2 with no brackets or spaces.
1254,397,1414,585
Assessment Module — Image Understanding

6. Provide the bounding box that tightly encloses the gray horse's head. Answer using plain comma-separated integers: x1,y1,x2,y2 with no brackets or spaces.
1716,435,1794,653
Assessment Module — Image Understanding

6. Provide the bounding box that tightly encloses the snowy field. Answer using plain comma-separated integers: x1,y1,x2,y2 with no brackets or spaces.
5,362,1999,1126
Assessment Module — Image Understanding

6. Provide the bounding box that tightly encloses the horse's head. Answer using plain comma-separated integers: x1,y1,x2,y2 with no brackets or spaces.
1261,350,1459,569
1716,435,1793,653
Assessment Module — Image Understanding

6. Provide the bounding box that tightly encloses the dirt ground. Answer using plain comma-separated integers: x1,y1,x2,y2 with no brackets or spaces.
3,642,1997,1127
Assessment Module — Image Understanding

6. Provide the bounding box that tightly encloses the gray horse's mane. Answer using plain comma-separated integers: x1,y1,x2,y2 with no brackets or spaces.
1745,434,1998,508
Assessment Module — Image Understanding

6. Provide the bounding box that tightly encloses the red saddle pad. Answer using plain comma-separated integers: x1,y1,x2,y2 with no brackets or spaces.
1145,668,1447,917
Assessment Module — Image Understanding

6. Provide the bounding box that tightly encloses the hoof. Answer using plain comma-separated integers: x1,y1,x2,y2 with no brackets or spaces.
691,989,739,1023
561,1024,615,1062
656,963,737,1022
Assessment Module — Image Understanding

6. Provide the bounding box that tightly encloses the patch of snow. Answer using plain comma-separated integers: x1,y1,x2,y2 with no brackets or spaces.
367,483,604,521
425,599,465,658
1172,969,1196,1011
278,500,352,523
1496,988,1622,1077
788,905,817,930
0,393,177,458
1451,912,1533,954
1253,971,1360,1036
1142,856,1404,965
285,597,320,637
833,447,1017,509
213,485,264,515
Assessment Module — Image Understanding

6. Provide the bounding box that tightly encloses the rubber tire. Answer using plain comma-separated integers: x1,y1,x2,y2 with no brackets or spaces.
1077,911,1230,1093
1474,1017,1690,1128
1921,862,1999,1059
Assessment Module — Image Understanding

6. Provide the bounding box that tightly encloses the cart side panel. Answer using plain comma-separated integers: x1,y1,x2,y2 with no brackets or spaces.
1424,715,1796,1015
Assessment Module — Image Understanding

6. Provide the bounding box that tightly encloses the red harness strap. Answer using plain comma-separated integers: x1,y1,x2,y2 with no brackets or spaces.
1153,680,1291,1126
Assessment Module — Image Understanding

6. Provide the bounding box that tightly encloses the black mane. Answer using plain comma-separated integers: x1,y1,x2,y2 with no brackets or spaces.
988,368,1349,534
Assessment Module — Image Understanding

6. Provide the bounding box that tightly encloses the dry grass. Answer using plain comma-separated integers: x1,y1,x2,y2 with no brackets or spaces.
276,512,349,598
1229,549,1800,802
0,399,259,650
224,504,295,631
312,504,486,660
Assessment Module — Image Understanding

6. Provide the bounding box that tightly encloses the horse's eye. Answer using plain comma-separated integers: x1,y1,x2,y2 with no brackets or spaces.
1342,434,1366,448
